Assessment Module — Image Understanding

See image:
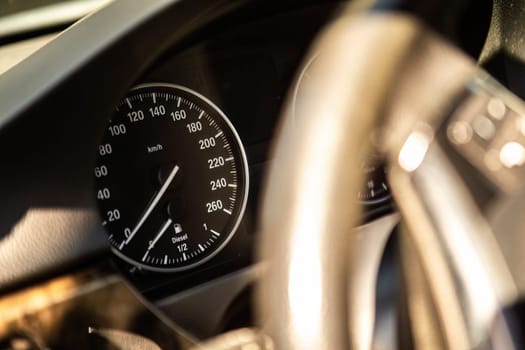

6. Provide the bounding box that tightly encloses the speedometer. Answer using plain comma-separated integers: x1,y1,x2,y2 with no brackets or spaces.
94,83,249,272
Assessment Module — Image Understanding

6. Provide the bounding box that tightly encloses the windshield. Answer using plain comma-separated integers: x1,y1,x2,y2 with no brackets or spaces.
0,0,112,40
0,0,68,17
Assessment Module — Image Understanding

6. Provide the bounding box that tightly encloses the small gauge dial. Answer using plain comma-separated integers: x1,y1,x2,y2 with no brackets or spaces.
94,83,249,272
357,157,390,204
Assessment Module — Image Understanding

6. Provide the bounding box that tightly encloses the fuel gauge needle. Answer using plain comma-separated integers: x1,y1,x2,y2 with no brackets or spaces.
142,218,173,262
123,164,179,247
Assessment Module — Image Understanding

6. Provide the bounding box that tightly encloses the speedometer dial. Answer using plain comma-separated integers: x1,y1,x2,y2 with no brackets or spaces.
357,156,390,204
94,83,249,272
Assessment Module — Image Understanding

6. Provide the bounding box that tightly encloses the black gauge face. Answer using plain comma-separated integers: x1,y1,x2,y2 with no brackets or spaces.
94,84,249,272
357,157,390,204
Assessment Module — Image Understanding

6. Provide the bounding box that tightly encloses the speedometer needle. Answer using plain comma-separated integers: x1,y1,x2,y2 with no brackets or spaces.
124,164,180,246
142,218,173,262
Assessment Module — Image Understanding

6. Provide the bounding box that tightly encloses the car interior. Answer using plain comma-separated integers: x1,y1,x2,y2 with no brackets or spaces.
2,0,525,349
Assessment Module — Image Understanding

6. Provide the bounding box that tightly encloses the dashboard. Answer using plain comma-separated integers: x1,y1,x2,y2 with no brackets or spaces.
91,1,394,300
0,0,503,346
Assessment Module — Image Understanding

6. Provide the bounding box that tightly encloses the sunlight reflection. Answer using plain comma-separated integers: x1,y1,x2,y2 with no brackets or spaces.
398,130,432,172
499,141,525,168
286,116,337,349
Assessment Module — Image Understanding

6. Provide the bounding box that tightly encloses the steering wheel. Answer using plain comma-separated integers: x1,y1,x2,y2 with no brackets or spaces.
257,1,525,349
0,0,524,349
